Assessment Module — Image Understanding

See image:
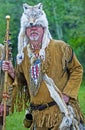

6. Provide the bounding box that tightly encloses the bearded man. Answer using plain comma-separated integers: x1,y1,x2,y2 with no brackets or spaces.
3,3,85,130
15,3,85,130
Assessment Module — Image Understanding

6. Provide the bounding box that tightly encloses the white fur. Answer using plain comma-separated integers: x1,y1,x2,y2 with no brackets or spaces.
43,74,79,130
17,3,52,64
43,74,68,115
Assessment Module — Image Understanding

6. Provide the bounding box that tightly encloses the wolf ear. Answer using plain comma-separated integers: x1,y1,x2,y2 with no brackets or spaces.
37,3,43,10
23,3,29,10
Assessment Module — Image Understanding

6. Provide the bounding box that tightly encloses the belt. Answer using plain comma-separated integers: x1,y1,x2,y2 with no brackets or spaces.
30,101,56,111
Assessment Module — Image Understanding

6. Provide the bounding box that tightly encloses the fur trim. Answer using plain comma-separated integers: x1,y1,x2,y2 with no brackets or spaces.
43,74,80,129
43,74,68,115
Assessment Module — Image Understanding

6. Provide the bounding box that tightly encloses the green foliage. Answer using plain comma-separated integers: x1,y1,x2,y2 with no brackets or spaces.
0,0,85,76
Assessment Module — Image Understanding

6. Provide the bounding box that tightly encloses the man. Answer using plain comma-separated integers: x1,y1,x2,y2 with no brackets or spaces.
15,3,85,130
3,3,85,130
0,44,14,129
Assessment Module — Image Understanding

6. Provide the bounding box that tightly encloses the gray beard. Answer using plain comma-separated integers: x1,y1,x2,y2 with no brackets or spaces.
29,35,39,41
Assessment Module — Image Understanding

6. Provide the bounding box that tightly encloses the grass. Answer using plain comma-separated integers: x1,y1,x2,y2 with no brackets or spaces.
5,83,85,130
78,82,85,116
6,110,28,130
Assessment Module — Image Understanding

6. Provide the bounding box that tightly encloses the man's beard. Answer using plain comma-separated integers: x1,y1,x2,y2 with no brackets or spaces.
29,32,39,41
30,41,42,50
26,26,44,50
29,33,42,50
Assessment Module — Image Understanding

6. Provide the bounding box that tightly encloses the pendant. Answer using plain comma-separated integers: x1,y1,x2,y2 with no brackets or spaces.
30,59,42,87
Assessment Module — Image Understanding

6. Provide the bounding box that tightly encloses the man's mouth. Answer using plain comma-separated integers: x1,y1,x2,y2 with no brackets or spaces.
26,26,44,41
30,32,39,41
30,31,39,35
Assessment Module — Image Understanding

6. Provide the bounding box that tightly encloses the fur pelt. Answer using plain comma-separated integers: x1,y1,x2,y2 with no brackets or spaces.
17,3,52,64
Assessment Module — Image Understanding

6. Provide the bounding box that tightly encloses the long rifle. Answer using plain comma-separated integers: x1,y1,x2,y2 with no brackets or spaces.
2,15,10,130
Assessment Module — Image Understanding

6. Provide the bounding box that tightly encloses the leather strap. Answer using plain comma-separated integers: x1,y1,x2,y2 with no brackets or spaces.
30,101,56,111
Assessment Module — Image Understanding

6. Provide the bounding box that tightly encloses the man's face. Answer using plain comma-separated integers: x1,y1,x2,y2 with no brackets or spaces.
26,26,44,50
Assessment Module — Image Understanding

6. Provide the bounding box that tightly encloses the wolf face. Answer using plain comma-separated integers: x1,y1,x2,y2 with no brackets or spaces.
22,3,48,28
17,3,52,64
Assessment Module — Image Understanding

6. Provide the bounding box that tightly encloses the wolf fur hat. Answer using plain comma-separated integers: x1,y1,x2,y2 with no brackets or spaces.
17,3,52,64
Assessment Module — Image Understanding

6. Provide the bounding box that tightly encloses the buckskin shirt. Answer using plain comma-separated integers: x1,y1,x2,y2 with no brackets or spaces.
16,39,83,129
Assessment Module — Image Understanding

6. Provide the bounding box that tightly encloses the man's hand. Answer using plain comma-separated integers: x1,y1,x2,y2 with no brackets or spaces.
62,94,70,103
2,61,15,79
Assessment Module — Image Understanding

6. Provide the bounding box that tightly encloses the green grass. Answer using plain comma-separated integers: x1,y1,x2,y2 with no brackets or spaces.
78,82,85,116
6,83,85,130
6,110,29,130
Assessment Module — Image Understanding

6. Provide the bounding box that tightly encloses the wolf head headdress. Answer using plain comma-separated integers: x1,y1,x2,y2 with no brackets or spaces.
17,3,52,64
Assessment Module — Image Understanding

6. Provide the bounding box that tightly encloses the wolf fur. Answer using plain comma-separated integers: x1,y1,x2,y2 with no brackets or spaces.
43,74,80,130
17,3,52,64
